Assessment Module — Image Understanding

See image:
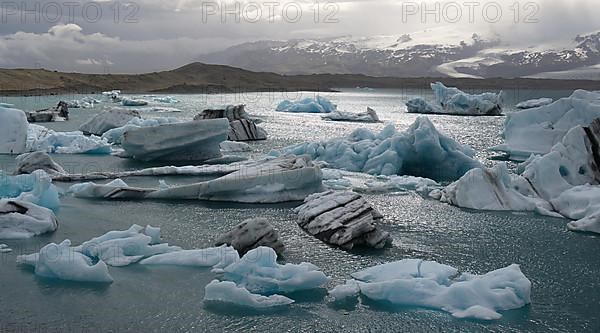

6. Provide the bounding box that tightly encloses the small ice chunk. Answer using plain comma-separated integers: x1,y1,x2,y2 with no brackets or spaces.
140,245,239,269
204,280,294,308
220,141,251,153
515,98,553,110
0,243,12,253
328,279,360,301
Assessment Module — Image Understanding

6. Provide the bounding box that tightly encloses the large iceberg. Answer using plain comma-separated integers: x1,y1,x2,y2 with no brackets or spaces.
406,82,503,116
70,155,323,203
515,98,553,110
440,118,600,233
0,105,28,154
0,170,60,211
17,240,114,283
294,191,391,250
0,199,58,239
322,107,380,123
221,246,329,294
204,280,294,308
102,117,180,144
276,96,336,113
27,124,112,154
272,117,480,181
80,109,140,136
330,259,531,320
120,119,228,161
490,90,600,161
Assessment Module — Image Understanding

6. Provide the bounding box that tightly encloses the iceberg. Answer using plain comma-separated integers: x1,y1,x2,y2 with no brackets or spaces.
27,124,112,154
294,191,391,250
204,280,294,308
362,175,440,194
334,259,531,320
272,117,481,181
15,152,66,176
222,246,329,294
516,98,553,110
69,155,324,203
0,105,28,154
67,97,99,109
490,90,600,161
0,243,12,253
328,279,360,301
120,119,228,161
322,107,380,123
276,96,336,113
0,170,60,211
194,105,267,141
406,82,503,116
80,109,140,136
102,116,180,144
553,185,600,233
121,98,148,106
140,245,239,268
220,141,251,153
0,199,58,239
152,96,179,104
214,218,284,256
102,90,121,101
17,240,114,283
25,101,69,123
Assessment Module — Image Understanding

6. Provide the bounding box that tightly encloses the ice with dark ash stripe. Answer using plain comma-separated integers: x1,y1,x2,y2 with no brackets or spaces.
215,218,284,256
294,190,391,250
194,104,267,141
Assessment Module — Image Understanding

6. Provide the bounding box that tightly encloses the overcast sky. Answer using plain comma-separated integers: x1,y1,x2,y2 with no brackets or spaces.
0,0,598,73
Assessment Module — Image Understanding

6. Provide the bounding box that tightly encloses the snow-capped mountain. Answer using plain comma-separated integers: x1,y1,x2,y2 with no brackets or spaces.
198,29,600,79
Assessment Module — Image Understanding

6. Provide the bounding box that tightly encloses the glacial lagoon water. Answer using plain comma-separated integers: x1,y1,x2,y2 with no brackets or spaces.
1,88,599,332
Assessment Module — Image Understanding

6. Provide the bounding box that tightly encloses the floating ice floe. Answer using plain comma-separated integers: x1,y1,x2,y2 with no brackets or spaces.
490,90,600,161
120,119,228,161
322,107,380,122
0,170,60,211
194,105,267,141
69,155,323,203
18,239,114,283
272,117,480,181
0,199,58,239
329,259,531,320
294,191,391,249
140,245,239,268
221,246,329,294
515,98,553,110
204,280,294,308
67,96,100,109
15,151,66,176
214,218,284,256
27,124,112,154
220,141,251,153
102,116,181,144
26,101,69,123
276,96,336,113
80,109,140,136
121,98,148,107
440,118,600,233
0,243,12,253
152,96,179,104
0,105,28,154
406,82,504,116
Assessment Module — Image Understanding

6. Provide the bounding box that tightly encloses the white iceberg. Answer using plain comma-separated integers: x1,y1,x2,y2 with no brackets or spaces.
0,105,28,154
27,124,112,154
276,96,336,113
335,259,531,320
328,279,360,301
322,107,380,122
102,116,180,144
121,98,148,106
70,155,323,203
294,190,391,249
0,170,60,211
0,199,58,239
515,98,553,110
120,119,228,162
222,246,329,294
80,109,140,136
215,218,284,256
140,245,239,268
490,90,600,161
204,280,294,308
362,175,440,194
0,243,12,253
553,185,600,233
406,82,503,116
17,240,114,283
152,96,179,104
272,117,480,181
220,141,251,153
